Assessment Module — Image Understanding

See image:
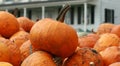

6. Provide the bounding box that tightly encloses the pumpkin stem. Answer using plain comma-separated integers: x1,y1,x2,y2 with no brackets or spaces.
91,28,96,34
56,4,71,22
90,62,95,66
91,49,98,54
13,8,18,17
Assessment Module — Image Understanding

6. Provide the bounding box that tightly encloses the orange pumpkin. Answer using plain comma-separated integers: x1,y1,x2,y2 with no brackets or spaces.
97,23,115,35
0,11,19,38
19,27,25,31
109,62,120,66
0,42,10,62
10,31,29,48
0,62,13,66
78,33,99,48
111,25,120,38
100,46,120,66
94,33,120,52
63,47,104,66
118,44,120,48
20,40,36,61
0,37,21,66
30,5,78,58
21,51,56,66
17,17,35,32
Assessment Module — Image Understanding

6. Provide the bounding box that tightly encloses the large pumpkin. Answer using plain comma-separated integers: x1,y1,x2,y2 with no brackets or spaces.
10,30,29,48
0,62,13,66
21,51,56,66
100,46,120,66
63,47,104,66
0,11,19,38
0,37,21,66
17,17,34,32
94,33,120,52
30,5,78,58
97,23,115,35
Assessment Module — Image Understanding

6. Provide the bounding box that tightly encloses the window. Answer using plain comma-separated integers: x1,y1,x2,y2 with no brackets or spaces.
64,6,74,25
78,5,84,24
77,4,95,24
27,9,32,19
105,9,114,23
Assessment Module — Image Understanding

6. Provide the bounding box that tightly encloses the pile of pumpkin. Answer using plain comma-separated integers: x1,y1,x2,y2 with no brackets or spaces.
0,5,120,66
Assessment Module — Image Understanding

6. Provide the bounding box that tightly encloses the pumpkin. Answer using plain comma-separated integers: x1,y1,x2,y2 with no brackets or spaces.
100,46,120,66
20,40,36,61
94,33,120,52
63,47,104,66
0,11,19,38
118,44,120,48
10,30,29,48
0,42,10,62
19,27,25,31
0,62,13,66
17,17,35,32
111,25,120,38
109,62,120,66
0,37,21,66
30,4,78,58
97,23,115,35
78,33,99,48
21,51,56,66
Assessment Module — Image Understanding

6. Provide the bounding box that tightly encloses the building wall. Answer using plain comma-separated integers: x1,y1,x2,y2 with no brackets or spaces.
71,1,99,32
100,0,120,25
83,0,120,31
0,0,3,4
1,0,120,32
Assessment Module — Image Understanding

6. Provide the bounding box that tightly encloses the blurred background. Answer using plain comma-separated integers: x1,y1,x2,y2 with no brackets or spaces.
0,0,120,33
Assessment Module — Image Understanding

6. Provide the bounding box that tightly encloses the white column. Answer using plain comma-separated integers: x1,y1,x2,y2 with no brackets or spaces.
23,8,27,17
42,6,45,19
74,7,78,25
84,2,87,32
5,9,8,12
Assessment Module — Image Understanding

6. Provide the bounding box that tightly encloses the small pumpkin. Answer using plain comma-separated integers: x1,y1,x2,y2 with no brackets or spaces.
63,47,104,66
30,5,78,58
0,11,19,38
10,30,29,48
94,33,120,52
20,40,36,61
97,23,115,35
0,37,21,66
21,51,56,66
109,62,120,66
100,46,120,66
0,62,13,66
17,17,35,32
78,33,99,48
111,25,120,38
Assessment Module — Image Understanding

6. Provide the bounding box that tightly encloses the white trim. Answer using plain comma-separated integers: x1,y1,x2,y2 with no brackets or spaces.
42,6,45,19
0,0,87,9
84,2,87,32
23,8,27,17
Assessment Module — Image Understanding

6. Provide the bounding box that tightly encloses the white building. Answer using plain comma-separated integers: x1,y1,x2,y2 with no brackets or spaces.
0,0,120,32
